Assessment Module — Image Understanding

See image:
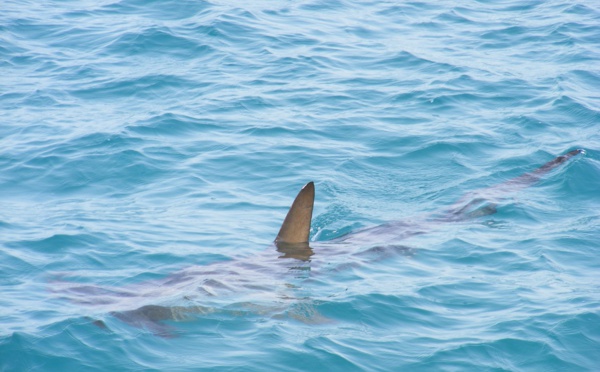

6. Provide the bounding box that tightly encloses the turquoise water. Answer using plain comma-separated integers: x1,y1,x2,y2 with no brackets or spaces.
1,0,600,370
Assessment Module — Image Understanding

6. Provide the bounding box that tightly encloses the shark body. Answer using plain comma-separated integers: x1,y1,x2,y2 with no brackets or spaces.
55,149,584,335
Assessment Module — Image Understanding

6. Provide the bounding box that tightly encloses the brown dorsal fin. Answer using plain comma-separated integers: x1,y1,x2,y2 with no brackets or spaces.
275,182,314,244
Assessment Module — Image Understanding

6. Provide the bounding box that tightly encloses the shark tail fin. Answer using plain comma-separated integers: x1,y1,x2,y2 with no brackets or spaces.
445,149,585,221
275,182,314,245
509,148,585,187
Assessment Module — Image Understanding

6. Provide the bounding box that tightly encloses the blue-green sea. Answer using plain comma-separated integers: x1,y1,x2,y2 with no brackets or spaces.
1,0,599,370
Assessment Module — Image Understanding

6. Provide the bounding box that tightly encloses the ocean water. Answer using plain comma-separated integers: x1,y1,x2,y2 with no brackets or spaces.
1,0,599,370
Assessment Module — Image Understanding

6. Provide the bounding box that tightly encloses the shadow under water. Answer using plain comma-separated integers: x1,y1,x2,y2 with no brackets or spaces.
51,150,585,336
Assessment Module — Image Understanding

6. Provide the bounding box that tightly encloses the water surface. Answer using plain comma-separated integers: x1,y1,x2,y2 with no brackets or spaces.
1,0,599,370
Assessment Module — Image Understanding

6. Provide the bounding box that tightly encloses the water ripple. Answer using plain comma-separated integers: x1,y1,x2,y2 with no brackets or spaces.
1,0,599,370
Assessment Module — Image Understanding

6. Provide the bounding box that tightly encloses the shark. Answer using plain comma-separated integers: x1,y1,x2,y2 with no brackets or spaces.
54,149,584,336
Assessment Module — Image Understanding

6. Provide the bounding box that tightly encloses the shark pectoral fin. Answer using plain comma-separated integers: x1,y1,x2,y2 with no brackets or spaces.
284,301,334,325
275,182,314,245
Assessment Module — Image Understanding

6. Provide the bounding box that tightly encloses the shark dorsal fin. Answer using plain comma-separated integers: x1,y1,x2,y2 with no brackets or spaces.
275,182,314,244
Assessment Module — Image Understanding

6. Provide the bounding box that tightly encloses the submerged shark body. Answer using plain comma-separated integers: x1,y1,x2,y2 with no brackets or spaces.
54,149,584,335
